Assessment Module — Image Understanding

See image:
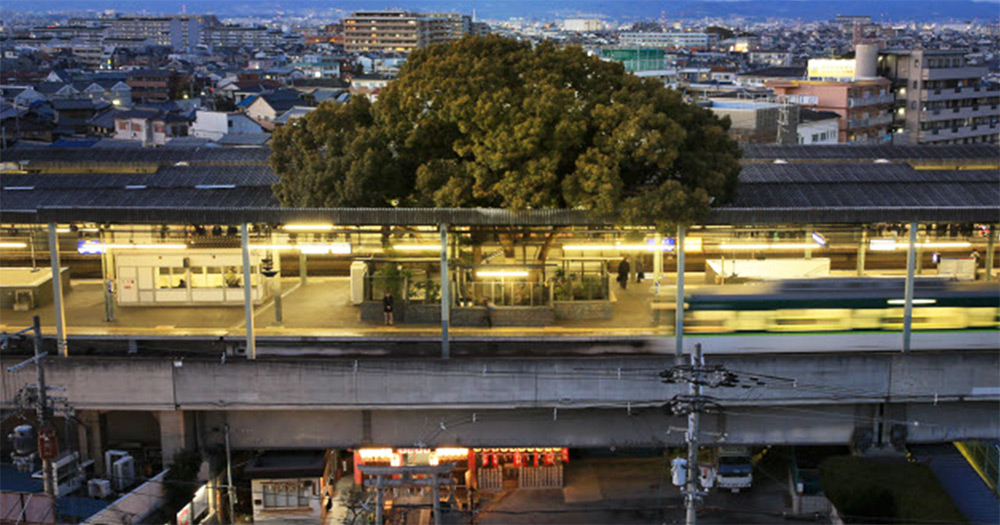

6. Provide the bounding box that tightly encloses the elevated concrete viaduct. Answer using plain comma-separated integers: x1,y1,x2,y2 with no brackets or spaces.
3,350,997,464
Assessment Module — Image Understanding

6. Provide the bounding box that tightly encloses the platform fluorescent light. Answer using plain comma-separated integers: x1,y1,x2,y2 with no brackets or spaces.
283,224,335,231
76,241,186,253
870,240,972,251
717,243,818,251
476,270,530,278
0,242,27,248
55,227,71,233
393,243,442,251
563,238,702,253
887,299,936,305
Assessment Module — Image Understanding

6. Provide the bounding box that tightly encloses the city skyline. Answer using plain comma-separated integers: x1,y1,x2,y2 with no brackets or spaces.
2,0,999,23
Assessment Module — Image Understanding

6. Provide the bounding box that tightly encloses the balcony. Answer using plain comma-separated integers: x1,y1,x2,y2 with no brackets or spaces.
846,93,895,107
848,113,893,129
923,86,999,102
921,105,1000,122
918,124,998,142
920,66,989,81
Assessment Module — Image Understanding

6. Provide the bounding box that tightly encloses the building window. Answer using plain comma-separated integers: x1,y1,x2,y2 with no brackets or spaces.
262,481,310,509
118,122,128,130
131,123,142,132
911,102,916,110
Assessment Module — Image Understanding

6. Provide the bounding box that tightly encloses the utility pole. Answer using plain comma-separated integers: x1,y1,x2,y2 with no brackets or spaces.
225,424,236,524
662,343,747,525
5,316,57,496
684,343,702,525
32,315,56,497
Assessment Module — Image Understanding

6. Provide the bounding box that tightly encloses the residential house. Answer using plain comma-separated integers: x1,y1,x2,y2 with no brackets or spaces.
797,108,841,145
348,74,392,102
245,90,308,123
52,99,110,134
190,110,264,140
114,107,193,146
0,86,46,107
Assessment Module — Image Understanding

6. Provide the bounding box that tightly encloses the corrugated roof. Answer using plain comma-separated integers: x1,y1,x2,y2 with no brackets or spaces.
2,145,997,225
742,144,1000,161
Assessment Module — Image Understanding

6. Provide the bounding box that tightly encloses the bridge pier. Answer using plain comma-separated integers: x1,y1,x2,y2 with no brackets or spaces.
157,410,192,466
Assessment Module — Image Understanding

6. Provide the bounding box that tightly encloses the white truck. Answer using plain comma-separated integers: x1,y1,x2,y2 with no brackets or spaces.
715,446,753,493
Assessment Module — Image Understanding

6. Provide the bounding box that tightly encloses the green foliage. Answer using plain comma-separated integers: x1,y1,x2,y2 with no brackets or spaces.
271,35,741,229
820,455,967,524
164,449,202,508
409,279,441,303
553,273,607,301
372,264,412,299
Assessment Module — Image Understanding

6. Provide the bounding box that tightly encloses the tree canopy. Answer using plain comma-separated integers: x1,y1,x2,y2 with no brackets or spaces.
271,35,741,228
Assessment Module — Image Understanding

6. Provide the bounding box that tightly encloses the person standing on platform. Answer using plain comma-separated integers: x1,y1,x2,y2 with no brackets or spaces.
104,273,116,322
617,257,630,290
383,290,394,326
636,258,645,283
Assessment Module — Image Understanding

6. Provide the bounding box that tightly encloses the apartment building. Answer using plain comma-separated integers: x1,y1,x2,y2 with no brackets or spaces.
201,26,289,49
343,10,474,53
618,32,719,50
880,48,1000,145
68,14,220,50
767,78,894,144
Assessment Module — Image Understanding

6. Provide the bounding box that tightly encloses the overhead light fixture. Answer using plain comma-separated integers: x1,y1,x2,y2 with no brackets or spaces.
283,224,335,231
393,244,442,251
869,240,972,251
76,241,186,253
562,237,702,253
887,299,936,305
716,243,818,251
476,270,529,278
0,242,27,248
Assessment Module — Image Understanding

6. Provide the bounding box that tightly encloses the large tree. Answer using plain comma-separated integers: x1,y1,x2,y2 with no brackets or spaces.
271,35,740,228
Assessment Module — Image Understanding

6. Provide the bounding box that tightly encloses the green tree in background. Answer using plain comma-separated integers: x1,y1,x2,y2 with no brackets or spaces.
271,35,741,228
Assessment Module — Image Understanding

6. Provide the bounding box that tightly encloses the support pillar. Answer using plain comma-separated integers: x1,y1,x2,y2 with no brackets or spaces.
47,223,67,357
902,222,917,353
675,225,685,356
915,225,924,275
375,476,384,525
158,411,188,466
986,224,996,281
431,480,441,525
77,410,104,474
241,224,256,360
298,250,308,286
857,227,867,276
271,246,282,324
653,233,663,283
440,224,450,360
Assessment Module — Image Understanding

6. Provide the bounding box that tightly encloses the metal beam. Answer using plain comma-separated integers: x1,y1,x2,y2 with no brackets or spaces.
440,224,450,360
675,225,685,356
903,222,917,353
241,224,256,360
986,224,996,281
47,223,67,357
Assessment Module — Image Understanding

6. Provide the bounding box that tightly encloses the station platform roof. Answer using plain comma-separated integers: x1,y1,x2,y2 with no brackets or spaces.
1,144,997,225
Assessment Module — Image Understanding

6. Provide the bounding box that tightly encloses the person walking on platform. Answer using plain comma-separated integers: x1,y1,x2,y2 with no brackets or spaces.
617,257,630,290
636,259,645,283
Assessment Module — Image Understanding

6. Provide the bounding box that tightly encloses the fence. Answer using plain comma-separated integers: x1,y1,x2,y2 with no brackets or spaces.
955,440,1000,496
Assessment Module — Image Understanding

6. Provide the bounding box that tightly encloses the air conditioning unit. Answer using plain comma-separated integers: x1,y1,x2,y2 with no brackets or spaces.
12,290,34,311
88,478,113,498
112,456,135,491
